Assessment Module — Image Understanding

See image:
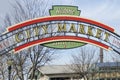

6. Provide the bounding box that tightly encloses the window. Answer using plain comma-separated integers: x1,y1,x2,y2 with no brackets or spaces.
118,78,120,80
106,78,110,80
112,78,116,80
50,77,70,80
99,78,104,80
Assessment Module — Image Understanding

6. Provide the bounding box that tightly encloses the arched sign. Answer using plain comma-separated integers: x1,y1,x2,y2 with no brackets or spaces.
0,5,120,55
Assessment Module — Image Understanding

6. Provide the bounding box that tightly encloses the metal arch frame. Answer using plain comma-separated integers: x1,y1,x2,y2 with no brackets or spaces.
0,16,120,55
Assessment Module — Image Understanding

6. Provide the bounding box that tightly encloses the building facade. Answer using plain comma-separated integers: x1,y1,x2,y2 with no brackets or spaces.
38,65,83,80
30,62,120,80
92,62,120,80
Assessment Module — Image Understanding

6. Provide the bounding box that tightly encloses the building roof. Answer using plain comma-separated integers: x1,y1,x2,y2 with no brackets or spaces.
96,62,120,68
39,65,76,75
39,62,120,75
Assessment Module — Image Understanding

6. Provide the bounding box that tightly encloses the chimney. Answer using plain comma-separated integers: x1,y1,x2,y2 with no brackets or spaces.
100,48,103,63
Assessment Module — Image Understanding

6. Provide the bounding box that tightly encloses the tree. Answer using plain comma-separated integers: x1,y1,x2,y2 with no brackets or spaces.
70,46,99,80
27,46,54,80
111,51,120,62
0,55,7,80
0,0,55,80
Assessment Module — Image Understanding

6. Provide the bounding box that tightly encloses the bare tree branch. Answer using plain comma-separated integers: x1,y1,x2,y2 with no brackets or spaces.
0,0,55,80
70,46,99,80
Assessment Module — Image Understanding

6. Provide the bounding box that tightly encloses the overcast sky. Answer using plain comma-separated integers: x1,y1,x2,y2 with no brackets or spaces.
51,0,120,34
0,0,120,33
0,0,120,64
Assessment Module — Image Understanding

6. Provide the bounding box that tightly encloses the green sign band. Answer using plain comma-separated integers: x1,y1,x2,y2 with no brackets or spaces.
49,5,81,16
42,41,86,49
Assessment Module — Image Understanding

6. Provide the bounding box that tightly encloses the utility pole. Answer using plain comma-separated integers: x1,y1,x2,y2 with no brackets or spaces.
100,48,103,63
8,65,11,80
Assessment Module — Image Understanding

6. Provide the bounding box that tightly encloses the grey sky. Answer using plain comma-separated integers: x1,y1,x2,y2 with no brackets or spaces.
51,0,120,34
0,0,120,34
0,0,11,15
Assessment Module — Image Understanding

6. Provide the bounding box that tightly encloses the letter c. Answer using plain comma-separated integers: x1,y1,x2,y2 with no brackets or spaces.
15,32,24,43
